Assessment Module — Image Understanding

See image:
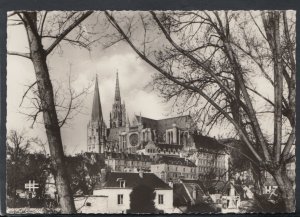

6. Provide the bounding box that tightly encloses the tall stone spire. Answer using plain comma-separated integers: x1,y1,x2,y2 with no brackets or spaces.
111,71,126,128
87,74,106,154
114,71,121,102
91,74,103,121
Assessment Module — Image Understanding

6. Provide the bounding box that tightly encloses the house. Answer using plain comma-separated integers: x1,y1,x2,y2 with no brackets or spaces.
85,171,174,213
151,155,197,183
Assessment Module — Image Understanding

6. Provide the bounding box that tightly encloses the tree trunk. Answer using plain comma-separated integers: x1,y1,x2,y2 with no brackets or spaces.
23,12,76,213
272,167,295,212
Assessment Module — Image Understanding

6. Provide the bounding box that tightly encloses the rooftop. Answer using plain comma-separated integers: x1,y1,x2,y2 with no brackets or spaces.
99,172,172,190
153,155,196,167
105,151,153,162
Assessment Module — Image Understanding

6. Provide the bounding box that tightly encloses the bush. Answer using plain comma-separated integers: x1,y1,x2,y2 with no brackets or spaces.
186,202,221,214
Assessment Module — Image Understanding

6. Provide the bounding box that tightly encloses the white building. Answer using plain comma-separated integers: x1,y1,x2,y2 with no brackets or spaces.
75,171,174,213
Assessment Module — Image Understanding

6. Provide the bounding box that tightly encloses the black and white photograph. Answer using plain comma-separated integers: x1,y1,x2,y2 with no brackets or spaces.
6,10,296,214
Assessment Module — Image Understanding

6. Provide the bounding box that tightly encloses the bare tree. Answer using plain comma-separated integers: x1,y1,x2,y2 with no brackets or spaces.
7,11,94,213
6,130,31,206
103,10,295,211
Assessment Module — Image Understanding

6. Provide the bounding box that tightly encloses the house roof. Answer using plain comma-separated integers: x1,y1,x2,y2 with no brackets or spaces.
180,179,205,189
101,172,172,190
264,178,277,186
105,152,153,162
157,143,183,151
173,183,192,206
153,155,196,167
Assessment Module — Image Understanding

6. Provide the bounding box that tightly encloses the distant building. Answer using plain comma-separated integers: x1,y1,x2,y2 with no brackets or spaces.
104,152,152,172
137,141,183,158
151,155,197,183
86,171,174,213
185,134,229,181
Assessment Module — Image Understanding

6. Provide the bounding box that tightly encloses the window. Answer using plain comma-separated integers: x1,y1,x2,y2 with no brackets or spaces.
120,180,125,188
118,194,123,205
158,194,164,204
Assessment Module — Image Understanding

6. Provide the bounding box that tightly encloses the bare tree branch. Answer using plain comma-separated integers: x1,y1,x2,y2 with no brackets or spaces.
45,11,93,55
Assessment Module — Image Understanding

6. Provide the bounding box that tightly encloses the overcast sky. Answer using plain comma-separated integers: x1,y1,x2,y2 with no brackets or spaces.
6,14,174,154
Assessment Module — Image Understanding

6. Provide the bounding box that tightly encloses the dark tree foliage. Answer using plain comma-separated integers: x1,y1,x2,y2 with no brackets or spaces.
128,185,158,214
249,193,285,213
65,153,106,195
6,152,51,207
186,201,220,214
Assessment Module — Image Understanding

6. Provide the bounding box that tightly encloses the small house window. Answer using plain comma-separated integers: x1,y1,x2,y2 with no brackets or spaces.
118,194,123,205
158,194,164,204
120,180,125,188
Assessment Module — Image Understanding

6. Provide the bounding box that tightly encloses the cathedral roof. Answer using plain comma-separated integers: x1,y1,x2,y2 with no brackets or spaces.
135,115,195,133
91,75,104,122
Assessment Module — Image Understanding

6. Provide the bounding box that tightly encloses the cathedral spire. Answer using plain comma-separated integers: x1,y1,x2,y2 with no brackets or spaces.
114,71,121,102
91,74,103,122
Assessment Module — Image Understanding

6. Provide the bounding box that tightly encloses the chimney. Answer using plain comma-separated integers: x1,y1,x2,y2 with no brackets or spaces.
139,171,144,178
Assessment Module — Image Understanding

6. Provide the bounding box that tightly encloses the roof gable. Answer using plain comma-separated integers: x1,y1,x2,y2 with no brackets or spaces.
103,172,172,189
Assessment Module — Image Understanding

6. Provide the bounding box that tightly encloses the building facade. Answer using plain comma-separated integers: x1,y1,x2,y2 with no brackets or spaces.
104,152,153,172
151,156,197,183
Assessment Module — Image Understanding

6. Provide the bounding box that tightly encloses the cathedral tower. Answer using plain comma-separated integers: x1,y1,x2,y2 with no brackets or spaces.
110,72,126,128
87,75,107,153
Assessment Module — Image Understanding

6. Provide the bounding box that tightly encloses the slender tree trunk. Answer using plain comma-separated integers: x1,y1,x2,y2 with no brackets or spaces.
23,12,76,213
272,166,295,212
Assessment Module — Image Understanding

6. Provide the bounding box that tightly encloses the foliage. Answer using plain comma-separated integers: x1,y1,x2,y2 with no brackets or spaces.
186,201,220,214
249,193,285,213
128,184,158,214
65,153,106,195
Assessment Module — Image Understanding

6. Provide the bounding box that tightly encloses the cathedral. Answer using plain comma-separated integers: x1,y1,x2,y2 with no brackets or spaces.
86,72,197,154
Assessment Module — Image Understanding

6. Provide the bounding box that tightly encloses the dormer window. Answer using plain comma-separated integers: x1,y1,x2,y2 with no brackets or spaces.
117,179,126,188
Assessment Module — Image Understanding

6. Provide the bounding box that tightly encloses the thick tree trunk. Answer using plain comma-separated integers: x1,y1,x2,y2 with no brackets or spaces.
272,167,295,212
23,12,76,213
